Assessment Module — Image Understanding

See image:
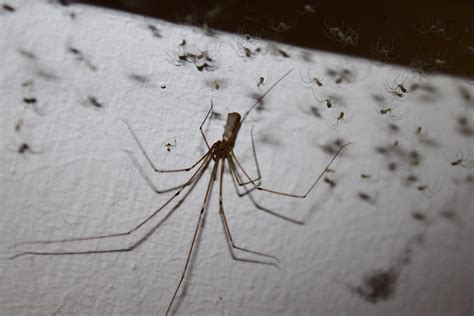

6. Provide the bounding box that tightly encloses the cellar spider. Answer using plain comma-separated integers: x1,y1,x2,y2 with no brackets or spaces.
384,75,409,98
10,69,350,315
444,146,474,169
322,19,359,47
254,72,271,90
299,67,327,89
329,110,352,128
374,105,409,121
371,37,399,62
414,17,456,40
268,17,297,32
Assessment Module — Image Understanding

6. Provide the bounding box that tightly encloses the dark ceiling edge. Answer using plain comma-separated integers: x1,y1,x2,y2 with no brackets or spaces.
60,0,474,79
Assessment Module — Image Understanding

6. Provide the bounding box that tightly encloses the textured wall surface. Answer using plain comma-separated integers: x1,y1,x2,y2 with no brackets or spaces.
0,1,473,316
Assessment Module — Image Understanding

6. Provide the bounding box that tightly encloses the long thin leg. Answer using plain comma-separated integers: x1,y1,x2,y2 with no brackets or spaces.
219,159,279,264
11,154,211,250
228,160,304,225
228,157,259,196
122,118,207,173
228,125,263,188
199,101,214,150
256,143,351,198
9,173,203,260
230,150,260,186
229,126,262,187
124,150,193,194
166,158,219,316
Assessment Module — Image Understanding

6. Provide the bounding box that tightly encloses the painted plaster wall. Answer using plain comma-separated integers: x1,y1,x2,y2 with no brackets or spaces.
0,1,472,315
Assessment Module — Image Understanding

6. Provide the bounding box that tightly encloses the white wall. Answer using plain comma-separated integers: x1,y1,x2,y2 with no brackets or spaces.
1,1,473,315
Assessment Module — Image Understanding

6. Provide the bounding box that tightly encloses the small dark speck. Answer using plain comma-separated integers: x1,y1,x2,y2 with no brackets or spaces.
411,211,426,221
129,74,149,84
457,116,468,127
2,3,15,12
324,177,336,188
147,25,162,38
388,162,397,171
278,49,290,58
160,83,166,89
18,143,30,154
388,123,399,132
459,86,471,102
68,47,81,55
88,96,103,108
59,0,70,6
218,297,222,301
406,174,418,184
18,49,36,60
465,174,474,183
439,209,456,220
310,106,321,118
358,192,372,203
212,112,222,119
23,97,37,104
354,268,399,304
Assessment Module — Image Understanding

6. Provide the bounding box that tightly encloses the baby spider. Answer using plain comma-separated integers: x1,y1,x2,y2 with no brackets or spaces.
8,142,42,156
323,19,359,47
313,89,341,109
164,139,177,152
326,68,354,84
297,3,318,15
268,17,297,32
374,105,408,121
232,43,259,59
384,75,409,98
360,172,379,183
10,69,351,316
371,37,399,62
254,73,271,90
444,146,474,169
299,67,327,89
414,17,456,40
315,96,335,108
329,110,352,128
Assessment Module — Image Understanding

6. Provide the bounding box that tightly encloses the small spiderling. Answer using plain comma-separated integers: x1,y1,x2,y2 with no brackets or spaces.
324,177,336,188
2,3,15,12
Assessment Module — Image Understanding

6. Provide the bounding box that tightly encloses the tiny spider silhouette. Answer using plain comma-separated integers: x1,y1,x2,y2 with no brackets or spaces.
10,69,350,315
329,110,352,128
323,19,359,47
371,37,399,62
299,67,327,89
297,3,318,15
326,68,354,84
254,73,271,90
414,17,456,40
375,105,408,121
268,17,297,32
444,146,474,169
384,75,409,98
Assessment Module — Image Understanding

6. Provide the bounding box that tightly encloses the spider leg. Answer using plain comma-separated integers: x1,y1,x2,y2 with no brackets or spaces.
122,118,207,173
10,154,211,252
200,101,213,150
123,149,205,193
9,175,201,259
256,143,350,198
228,166,304,224
228,127,262,187
166,157,219,316
219,158,279,265
228,156,260,196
